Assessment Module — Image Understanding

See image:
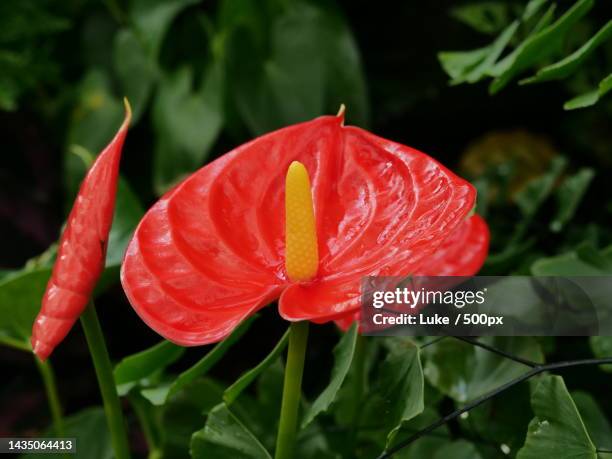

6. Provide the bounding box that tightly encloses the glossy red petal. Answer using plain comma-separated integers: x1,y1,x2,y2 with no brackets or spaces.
333,214,490,330
31,102,131,361
121,116,342,345
122,114,478,344
279,127,476,321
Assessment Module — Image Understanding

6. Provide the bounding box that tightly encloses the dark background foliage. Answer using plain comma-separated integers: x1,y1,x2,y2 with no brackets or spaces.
1,0,612,458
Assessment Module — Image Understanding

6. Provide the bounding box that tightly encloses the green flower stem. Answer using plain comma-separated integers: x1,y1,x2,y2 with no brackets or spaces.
80,302,131,459
275,321,309,459
128,392,162,459
35,358,64,437
351,334,367,441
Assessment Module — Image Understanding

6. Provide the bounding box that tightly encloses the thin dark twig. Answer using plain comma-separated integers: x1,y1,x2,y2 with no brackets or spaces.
376,356,612,459
420,336,447,349
452,336,540,368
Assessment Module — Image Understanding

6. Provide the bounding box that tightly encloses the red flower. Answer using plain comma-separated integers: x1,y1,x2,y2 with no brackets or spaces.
31,102,132,361
334,213,489,330
121,112,488,346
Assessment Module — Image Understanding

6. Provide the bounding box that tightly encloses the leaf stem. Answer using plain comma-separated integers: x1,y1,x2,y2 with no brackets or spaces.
275,321,309,459
378,356,612,459
81,302,131,459
35,358,64,436
452,336,540,367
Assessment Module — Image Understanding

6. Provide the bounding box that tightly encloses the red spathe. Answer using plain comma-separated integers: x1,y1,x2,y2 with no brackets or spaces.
32,104,131,361
121,113,486,346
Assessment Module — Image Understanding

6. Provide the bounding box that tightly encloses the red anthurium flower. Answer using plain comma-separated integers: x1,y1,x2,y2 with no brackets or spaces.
333,213,489,330
121,111,487,346
31,101,132,361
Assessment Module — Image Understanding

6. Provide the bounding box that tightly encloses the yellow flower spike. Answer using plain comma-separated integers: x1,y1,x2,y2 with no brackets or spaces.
285,161,319,282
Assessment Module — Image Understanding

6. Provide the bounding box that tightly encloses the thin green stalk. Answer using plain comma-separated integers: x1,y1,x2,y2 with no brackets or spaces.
275,321,309,459
128,392,162,459
35,359,64,437
350,334,367,444
81,302,131,459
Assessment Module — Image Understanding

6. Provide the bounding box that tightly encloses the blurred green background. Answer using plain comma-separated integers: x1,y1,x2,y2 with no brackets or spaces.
1,0,612,458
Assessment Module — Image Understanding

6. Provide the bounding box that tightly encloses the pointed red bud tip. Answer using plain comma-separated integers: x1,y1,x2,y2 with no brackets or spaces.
336,104,346,125
31,99,132,361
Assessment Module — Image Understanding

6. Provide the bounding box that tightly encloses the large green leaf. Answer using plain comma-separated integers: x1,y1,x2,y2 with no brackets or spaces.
361,338,424,446
424,337,543,403
160,378,226,458
224,329,289,406
114,340,185,395
23,407,112,459
517,375,596,459
152,62,224,194
572,391,612,453
227,2,368,135
490,0,595,93
565,73,612,110
141,317,255,405
190,404,272,459
521,20,612,84
531,244,612,275
301,324,358,428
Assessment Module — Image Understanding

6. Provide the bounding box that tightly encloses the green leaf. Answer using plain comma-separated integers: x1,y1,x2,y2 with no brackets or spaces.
190,404,272,459
589,337,612,373
517,375,596,459
227,2,368,135
105,178,145,267
531,244,612,275
565,73,612,110
490,0,595,94
381,407,451,458
161,378,226,458
572,391,612,451
141,316,255,405
521,20,612,85
114,340,185,395
0,267,51,350
433,440,484,459
224,329,290,406
301,324,358,428
424,337,543,403
439,20,519,85
361,338,424,446
514,157,566,218
130,0,200,58
23,407,112,459
152,62,224,194
550,168,594,232
450,2,517,35
113,29,157,122
462,382,533,453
